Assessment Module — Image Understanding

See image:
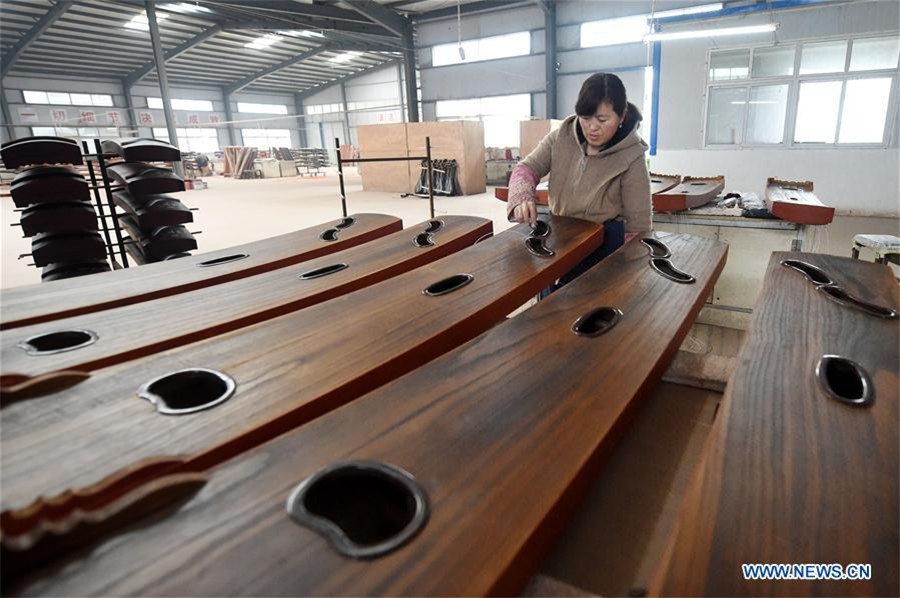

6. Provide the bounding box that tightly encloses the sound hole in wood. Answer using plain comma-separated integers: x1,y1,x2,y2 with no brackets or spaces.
422,273,474,297
817,284,899,320
197,253,249,267
138,368,236,415
651,179,662,184
286,461,428,559
649,258,695,284
18,329,97,355
780,259,833,286
816,355,873,407
526,236,555,258
571,307,623,337
413,232,434,247
689,182,706,186
641,238,671,259
320,228,339,242
335,217,356,229
424,219,444,233
531,220,550,238
298,263,349,280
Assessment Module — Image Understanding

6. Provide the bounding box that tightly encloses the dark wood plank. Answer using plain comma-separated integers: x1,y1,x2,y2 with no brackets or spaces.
0,217,602,520
653,176,724,213
657,253,898,597
7,232,726,596
0,216,491,383
0,213,402,330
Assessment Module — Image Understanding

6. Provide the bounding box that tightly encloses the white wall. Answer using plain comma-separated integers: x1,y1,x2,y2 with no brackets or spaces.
651,1,900,215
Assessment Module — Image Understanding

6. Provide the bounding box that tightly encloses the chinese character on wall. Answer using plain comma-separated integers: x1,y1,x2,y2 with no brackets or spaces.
208,114,221,124
188,114,199,125
51,109,68,123
108,111,121,125
139,111,154,125
80,110,97,124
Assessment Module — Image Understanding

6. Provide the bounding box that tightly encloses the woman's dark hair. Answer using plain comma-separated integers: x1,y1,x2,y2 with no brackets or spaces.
575,73,642,122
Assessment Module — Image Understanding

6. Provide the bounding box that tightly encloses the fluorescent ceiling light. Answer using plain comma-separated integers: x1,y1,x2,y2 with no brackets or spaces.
245,33,281,49
159,2,213,14
330,51,362,63
651,3,723,19
296,30,326,38
124,11,168,31
644,23,778,42
731,100,779,105
280,30,326,38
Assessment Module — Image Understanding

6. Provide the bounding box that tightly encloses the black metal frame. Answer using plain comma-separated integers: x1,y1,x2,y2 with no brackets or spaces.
334,136,436,219
81,139,130,269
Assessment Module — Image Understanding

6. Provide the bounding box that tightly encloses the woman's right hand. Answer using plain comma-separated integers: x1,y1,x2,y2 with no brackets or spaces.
512,199,538,226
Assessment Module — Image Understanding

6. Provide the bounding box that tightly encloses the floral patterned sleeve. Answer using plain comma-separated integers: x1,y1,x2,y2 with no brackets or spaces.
506,164,539,220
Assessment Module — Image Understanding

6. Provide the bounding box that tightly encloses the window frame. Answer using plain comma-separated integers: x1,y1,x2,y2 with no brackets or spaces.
430,31,532,68
702,32,899,150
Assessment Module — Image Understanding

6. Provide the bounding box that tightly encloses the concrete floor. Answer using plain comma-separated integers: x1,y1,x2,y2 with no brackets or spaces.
0,169,515,290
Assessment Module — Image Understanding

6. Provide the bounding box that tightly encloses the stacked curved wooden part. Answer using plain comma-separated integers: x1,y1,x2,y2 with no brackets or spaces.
1,137,108,281
656,253,898,597
765,177,835,225
102,139,196,264
652,175,725,213
1,216,731,595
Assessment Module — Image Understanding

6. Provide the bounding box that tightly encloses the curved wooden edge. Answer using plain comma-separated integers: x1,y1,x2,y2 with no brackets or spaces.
682,175,724,185
654,177,725,213
0,370,90,406
649,173,681,196
767,177,813,191
0,214,403,331
0,456,190,539
494,187,550,205
1,471,206,585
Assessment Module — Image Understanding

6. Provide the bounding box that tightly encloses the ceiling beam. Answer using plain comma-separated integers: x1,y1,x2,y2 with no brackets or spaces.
296,58,400,101
220,23,400,53
225,44,331,94
344,0,410,37
412,0,533,22
123,23,224,86
1,0,74,77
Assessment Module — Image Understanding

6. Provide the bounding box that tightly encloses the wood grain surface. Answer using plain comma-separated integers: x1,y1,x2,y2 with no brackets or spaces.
0,216,491,382
7,232,726,596
765,178,835,225
653,176,725,213
0,216,602,520
649,172,681,196
656,252,898,597
0,213,402,330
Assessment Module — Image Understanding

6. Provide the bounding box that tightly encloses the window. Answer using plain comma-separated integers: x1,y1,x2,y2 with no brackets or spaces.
153,127,220,152
432,32,530,67
709,50,750,81
435,94,531,147
581,15,648,48
706,35,897,147
240,128,293,149
237,102,288,115
23,91,114,106
306,103,342,115
32,125,120,143
148,97,214,111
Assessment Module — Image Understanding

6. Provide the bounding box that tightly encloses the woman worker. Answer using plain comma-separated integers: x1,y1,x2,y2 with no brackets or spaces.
508,72,651,294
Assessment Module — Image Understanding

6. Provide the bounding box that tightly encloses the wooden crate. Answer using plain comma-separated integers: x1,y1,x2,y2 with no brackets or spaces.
407,120,486,196
356,123,412,193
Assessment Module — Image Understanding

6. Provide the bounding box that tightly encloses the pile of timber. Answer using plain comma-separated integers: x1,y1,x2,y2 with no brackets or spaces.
222,146,257,178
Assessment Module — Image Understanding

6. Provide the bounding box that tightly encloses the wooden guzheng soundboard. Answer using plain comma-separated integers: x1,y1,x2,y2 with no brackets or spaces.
0,217,605,558
1,213,402,330
652,175,725,213
649,172,680,197
765,177,836,225
0,217,491,388
657,253,898,597
2,228,728,595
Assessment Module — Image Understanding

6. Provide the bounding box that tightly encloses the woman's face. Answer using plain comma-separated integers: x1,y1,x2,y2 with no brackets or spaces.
577,101,623,148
